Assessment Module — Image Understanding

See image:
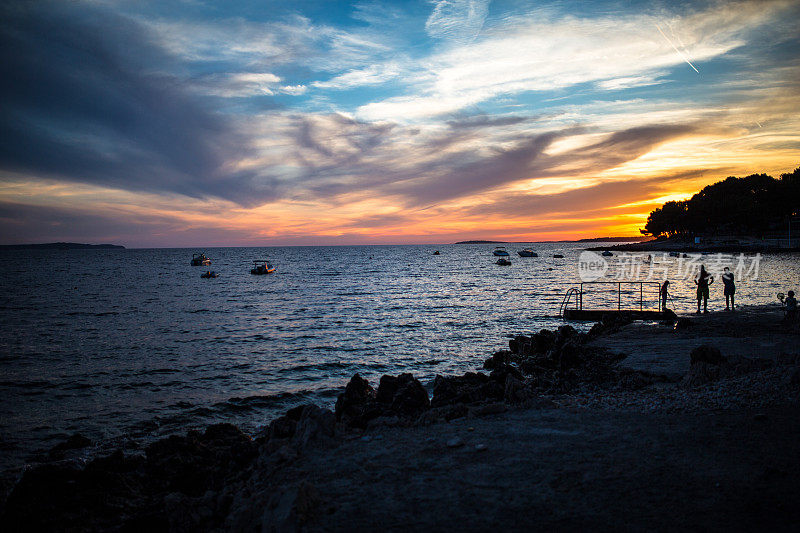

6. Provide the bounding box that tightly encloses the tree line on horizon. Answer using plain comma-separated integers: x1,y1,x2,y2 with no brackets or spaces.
640,166,800,239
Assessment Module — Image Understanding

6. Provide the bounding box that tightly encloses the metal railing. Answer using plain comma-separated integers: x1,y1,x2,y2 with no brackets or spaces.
560,281,663,317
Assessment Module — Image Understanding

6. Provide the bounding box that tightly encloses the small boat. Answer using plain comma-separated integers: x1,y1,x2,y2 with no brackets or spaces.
517,248,538,257
669,251,680,257
493,246,510,257
200,271,218,279
553,254,564,258
190,252,211,266
433,251,440,255
496,258,512,266
250,260,276,275
601,251,613,257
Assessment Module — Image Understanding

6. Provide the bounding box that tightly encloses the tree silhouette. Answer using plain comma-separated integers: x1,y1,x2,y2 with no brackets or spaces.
640,166,800,238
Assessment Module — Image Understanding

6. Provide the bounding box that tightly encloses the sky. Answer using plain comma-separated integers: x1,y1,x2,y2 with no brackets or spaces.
1,0,798,247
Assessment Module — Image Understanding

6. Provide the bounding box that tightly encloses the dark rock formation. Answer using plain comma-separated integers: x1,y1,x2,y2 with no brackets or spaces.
683,346,776,387
334,373,377,428
47,433,92,459
431,372,503,407
2,424,257,531
334,373,430,428
587,313,634,337
690,345,724,365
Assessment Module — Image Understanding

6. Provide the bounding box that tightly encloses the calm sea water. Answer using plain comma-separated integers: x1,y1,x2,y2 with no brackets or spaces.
1,243,797,471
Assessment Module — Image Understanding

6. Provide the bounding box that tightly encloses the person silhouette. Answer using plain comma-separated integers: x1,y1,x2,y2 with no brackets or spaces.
785,291,798,323
660,280,670,311
694,265,714,314
721,267,735,311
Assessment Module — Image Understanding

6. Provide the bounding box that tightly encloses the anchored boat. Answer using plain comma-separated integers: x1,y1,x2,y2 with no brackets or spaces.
493,246,510,256
517,248,538,257
250,260,276,275
190,253,211,266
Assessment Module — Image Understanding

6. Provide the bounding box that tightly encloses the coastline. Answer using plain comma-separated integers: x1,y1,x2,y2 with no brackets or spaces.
3,305,799,530
587,238,799,254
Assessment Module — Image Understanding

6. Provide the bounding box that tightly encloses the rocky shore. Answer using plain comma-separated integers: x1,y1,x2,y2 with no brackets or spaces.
2,307,799,531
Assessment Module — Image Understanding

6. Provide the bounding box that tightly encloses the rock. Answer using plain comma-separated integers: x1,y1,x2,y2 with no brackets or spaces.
294,482,323,526
588,313,633,337
48,433,92,459
690,345,725,366
446,437,464,448
290,405,337,450
164,491,215,532
555,340,585,370
388,373,430,417
531,329,557,354
267,414,298,441
3,451,149,531
554,325,579,347
146,424,257,496
682,361,723,387
431,372,503,407
484,350,513,369
508,336,526,354
504,374,526,403
334,374,377,428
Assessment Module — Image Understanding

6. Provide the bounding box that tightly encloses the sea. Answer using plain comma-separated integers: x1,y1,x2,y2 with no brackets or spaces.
1,242,798,473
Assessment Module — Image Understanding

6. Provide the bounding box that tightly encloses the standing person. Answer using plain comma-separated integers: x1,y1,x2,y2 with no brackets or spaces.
660,280,670,311
786,291,798,323
694,265,714,314
721,267,736,311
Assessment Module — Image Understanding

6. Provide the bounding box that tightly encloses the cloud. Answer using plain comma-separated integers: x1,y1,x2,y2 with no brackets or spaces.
0,1,278,206
357,1,788,122
425,0,490,43
312,63,402,90
456,168,723,220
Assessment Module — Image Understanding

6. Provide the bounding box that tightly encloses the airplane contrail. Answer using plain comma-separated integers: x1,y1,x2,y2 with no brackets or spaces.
656,24,699,74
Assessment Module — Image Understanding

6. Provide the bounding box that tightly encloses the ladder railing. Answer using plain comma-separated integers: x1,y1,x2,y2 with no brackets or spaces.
560,281,663,317
559,287,581,317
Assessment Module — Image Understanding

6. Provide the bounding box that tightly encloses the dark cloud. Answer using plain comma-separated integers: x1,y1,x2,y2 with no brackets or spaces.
370,123,696,207
0,1,278,206
458,168,725,220
446,114,530,130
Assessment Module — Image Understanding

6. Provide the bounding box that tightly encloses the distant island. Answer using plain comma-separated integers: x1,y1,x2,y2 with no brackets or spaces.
0,242,125,250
